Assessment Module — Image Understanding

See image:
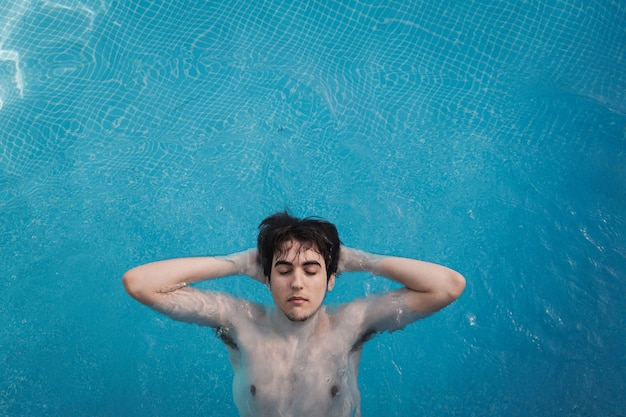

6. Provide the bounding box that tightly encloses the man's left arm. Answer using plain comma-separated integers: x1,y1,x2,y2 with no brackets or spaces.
338,246,466,314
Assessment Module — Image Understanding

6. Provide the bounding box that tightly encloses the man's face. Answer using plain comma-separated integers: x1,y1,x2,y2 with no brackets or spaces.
269,240,335,322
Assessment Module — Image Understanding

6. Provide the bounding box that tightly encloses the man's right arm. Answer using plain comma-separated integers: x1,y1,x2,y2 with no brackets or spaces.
122,250,265,326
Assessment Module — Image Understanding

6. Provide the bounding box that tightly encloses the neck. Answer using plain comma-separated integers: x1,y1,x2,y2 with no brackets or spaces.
270,306,325,337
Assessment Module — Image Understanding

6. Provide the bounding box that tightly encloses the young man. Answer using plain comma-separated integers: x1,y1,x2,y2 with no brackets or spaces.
123,212,465,417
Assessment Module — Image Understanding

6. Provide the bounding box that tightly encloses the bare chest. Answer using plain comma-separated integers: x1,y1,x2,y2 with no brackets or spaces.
225,320,363,416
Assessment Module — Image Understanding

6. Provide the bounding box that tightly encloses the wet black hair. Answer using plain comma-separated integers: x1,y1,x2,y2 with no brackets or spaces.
257,212,341,281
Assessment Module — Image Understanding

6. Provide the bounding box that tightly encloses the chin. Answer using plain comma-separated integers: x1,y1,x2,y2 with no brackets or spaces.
281,303,323,322
286,312,312,322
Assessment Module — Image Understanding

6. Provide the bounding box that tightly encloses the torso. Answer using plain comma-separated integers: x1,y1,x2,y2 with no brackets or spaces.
153,287,421,417
219,305,369,417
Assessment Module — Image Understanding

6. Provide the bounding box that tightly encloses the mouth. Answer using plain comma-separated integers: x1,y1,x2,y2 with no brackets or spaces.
287,296,308,305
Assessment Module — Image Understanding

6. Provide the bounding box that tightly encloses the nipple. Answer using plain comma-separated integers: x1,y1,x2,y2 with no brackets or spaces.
250,385,256,396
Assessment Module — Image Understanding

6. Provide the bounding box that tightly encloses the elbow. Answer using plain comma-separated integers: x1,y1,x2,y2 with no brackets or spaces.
427,271,465,313
122,270,151,305
405,270,466,314
447,271,466,302
122,270,138,297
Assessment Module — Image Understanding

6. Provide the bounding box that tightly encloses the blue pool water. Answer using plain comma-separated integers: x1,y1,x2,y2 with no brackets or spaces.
1,0,625,416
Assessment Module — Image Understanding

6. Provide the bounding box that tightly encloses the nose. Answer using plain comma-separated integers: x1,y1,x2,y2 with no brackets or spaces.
291,270,304,289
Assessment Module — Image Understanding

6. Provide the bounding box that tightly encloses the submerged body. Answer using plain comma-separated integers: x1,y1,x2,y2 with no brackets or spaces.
155,273,421,416
123,213,465,416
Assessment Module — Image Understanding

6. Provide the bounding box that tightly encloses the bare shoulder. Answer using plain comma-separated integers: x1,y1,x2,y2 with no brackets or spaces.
331,288,428,334
151,286,266,329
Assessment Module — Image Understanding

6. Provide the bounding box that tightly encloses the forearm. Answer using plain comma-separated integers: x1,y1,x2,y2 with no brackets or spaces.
379,256,463,293
122,250,261,305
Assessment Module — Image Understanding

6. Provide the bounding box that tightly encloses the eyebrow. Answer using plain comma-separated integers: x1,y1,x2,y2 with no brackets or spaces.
273,260,322,268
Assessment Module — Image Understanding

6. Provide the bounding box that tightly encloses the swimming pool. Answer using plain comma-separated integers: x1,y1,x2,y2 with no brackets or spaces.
1,0,625,415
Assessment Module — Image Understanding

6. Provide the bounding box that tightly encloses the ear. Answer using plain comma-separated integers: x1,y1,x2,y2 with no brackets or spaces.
264,276,271,290
327,274,336,291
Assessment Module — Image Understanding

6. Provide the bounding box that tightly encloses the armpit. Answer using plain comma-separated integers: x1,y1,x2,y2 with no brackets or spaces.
350,329,376,352
216,325,238,350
